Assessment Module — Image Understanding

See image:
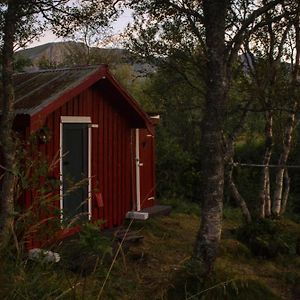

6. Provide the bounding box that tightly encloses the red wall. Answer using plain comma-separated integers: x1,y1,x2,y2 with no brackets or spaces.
139,128,156,209
37,83,135,229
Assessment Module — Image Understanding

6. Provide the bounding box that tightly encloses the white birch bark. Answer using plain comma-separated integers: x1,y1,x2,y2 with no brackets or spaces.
258,111,273,218
272,108,296,216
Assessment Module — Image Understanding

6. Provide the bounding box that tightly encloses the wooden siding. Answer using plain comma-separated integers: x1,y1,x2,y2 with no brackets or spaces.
139,128,156,209
38,83,135,229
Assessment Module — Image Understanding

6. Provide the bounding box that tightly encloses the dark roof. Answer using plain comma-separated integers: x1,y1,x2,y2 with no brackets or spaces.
0,65,152,132
7,66,104,115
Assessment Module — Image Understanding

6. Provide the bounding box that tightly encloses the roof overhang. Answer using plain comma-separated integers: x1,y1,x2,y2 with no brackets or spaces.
23,66,152,133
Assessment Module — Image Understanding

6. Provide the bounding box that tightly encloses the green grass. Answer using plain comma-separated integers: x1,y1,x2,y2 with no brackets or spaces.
1,206,300,299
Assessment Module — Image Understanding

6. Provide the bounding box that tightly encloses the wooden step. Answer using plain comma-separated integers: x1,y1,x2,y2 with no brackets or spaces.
114,229,144,243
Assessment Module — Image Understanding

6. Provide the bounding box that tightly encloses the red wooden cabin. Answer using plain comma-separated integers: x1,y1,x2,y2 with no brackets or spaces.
1,65,158,243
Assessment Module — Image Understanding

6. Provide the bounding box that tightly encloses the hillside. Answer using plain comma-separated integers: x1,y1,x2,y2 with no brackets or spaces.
16,42,155,76
17,42,127,65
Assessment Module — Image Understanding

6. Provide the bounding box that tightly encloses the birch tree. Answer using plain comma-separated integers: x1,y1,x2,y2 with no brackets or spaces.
0,0,119,249
126,0,300,274
231,5,300,220
272,16,300,216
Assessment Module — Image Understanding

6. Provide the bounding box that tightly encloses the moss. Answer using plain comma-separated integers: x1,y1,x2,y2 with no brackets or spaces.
237,218,298,258
168,267,281,300
219,239,251,259
2,207,300,299
203,278,282,300
159,197,201,216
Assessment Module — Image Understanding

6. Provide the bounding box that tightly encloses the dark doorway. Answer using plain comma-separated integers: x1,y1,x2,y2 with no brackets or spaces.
62,123,89,220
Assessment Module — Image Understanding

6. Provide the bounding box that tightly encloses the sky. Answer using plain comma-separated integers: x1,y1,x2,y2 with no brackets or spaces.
27,9,133,49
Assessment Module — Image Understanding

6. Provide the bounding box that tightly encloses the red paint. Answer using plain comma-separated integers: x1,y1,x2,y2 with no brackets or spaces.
139,127,156,209
95,192,104,208
1,66,158,247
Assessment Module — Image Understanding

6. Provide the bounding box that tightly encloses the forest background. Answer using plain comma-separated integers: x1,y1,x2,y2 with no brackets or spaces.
1,0,300,299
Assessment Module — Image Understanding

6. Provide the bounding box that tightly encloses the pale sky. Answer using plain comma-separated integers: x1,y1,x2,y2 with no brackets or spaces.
27,9,133,49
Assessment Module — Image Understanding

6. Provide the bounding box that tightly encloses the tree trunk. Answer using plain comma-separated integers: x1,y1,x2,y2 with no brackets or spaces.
193,0,228,276
272,108,296,216
0,1,17,249
280,169,290,215
274,16,300,217
226,162,252,223
258,110,273,218
264,169,272,217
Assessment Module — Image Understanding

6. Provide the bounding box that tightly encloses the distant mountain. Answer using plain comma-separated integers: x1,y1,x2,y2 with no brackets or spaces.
16,42,156,76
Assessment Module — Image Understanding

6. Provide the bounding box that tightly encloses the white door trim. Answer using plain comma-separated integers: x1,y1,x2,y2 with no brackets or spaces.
61,116,91,123
60,116,92,220
135,128,141,211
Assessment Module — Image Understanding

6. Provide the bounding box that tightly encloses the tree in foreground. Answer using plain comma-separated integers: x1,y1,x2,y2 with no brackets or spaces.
0,0,120,249
125,0,300,275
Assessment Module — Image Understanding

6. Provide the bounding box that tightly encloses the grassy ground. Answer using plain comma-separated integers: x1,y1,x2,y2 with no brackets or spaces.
99,207,300,299
1,205,300,299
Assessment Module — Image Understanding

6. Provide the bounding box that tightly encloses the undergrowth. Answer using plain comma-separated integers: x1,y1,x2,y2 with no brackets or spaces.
1,206,300,299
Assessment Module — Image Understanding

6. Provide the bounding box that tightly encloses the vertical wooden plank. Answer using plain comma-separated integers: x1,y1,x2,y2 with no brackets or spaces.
90,90,96,221
117,116,122,225
81,90,86,115
74,96,79,116
139,129,145,208
100,93,105,222
92,88,99,221
139,128,154,209
68,98,74,115
80,90,85,116
113,111,118,226
122,122,127,222
125,126,132,213
131,127,136,212
87,89,93,116
103,99,109,227
108,105,113,228
151,128,156,206
111,108,115,226
53,110,60,214
119,121,124,222
61,101,67,117
115,115,119,225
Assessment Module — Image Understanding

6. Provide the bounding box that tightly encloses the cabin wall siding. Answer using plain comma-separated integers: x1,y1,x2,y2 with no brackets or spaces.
139,128,156,209
40,84,134,228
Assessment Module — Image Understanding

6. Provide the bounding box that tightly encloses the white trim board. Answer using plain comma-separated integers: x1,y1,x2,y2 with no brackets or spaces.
60,116,92,221
61,116,91,123
135,128,141,211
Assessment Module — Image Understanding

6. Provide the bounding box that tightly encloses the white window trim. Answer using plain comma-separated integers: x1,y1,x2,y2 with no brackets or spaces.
60,116,92,221
61,116,91,123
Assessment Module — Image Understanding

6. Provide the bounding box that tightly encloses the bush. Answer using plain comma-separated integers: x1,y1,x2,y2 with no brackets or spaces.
237,219,297,258
58,222,113,276
159,197,200,215
168,261,280,300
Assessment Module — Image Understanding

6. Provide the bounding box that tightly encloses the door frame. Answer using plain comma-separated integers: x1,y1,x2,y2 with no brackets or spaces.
135,128,141,211
60,116,92,220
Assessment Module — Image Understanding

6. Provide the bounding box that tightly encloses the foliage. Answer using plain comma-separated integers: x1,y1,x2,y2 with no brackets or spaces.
78,221,112,256
1,205,300,299
169,273,281,300
230,140,265,210
37,55,59,70
237,219,298,258
159,197,200,216
14,54,32,71
60,42,124,67
133,58,203,201
0,254,69,300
